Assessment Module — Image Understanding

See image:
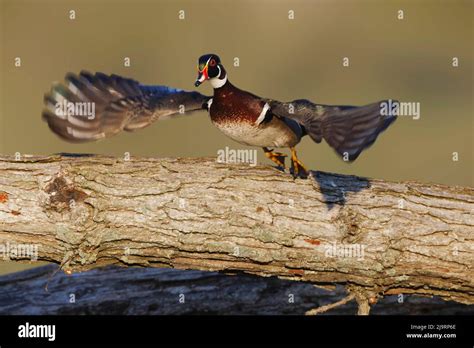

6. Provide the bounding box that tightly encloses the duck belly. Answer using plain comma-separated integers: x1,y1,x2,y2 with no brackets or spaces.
212,117,300,148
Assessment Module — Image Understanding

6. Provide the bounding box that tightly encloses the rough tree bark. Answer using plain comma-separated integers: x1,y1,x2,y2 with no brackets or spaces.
0,154,472,312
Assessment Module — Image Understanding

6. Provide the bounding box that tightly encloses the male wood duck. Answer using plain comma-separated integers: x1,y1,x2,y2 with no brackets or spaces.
43,53,396,177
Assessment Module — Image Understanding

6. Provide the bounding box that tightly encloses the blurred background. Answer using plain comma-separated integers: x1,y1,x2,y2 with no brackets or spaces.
0,0,472,275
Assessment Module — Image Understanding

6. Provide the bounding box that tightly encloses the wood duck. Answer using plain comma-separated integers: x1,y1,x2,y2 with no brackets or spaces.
43,53,396,177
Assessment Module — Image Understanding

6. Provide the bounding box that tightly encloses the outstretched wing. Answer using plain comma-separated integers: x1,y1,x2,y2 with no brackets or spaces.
267,98,397,161
42,71,210,142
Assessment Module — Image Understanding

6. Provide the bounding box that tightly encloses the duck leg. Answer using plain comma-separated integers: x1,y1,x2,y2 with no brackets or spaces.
290,147,308,178
263,147,287,169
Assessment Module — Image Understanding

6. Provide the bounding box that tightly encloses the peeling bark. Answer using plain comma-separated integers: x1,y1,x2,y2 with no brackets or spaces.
0,154,472,307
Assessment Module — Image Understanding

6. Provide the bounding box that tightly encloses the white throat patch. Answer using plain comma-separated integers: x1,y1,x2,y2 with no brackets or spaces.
210,76,227,89
209,66,227,89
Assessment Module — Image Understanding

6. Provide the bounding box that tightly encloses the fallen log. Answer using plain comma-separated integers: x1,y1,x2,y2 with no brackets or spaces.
0,154,472,312
1,264,472,315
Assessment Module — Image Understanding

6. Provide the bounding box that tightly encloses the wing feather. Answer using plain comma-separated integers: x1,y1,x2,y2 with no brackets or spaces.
267,98,396,161
42,71,210,142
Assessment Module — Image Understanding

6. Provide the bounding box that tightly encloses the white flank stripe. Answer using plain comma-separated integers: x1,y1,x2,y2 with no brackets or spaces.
207,98,213,109
255,103,270,125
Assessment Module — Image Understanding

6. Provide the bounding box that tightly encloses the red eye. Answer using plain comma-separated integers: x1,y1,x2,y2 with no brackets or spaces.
210,59,216,67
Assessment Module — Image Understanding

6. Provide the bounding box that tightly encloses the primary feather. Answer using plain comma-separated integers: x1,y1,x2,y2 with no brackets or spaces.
42,71,210,142
268,99,397,161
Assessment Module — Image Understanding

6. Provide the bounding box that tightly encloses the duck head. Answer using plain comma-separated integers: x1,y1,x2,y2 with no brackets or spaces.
194,54,227,88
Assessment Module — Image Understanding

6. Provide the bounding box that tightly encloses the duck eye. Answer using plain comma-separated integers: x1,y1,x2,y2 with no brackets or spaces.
209,59,216,67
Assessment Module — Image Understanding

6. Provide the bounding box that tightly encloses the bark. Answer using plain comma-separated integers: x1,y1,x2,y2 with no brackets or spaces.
0,154,472,308
1,264,472,315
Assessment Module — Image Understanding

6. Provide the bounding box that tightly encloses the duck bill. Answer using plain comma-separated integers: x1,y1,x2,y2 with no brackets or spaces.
194,66,208,87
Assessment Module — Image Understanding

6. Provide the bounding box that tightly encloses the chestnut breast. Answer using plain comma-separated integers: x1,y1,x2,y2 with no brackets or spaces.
208,84,300,148
210,84,265,124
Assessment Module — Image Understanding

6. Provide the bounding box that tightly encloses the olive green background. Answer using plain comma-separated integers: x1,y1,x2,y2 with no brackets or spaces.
0,0,472,274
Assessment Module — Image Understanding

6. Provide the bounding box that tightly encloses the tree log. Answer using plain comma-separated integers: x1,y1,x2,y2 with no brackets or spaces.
0,154,472,308
1,264,472,315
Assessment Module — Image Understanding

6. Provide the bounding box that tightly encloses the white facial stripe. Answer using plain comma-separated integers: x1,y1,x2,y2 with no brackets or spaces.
199,56,212,73
255,103,270,125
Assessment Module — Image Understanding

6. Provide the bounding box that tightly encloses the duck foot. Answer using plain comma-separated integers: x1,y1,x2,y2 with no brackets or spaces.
263,147,287,169
290,147,308,179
